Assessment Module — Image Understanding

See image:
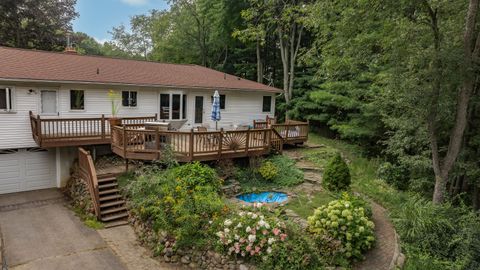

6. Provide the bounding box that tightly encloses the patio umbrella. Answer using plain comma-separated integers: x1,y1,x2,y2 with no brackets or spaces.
211,90,221,130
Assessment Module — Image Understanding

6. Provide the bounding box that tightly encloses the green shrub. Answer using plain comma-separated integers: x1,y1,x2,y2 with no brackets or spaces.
376,162,410,190
393,196,480,269
236,156,303,191
260,221,324,269
323,153,351,191
343,192,373,219
125,162,226,249
268,155,304,186
171,161,223,192
258,161,279,181
307,193,375,262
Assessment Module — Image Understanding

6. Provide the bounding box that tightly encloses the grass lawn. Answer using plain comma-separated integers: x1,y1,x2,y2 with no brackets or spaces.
302,133,409,210
287,191,335,219
283,132,411,222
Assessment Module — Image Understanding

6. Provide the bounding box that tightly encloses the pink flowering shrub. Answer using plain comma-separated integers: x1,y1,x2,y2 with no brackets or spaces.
216,203,287,258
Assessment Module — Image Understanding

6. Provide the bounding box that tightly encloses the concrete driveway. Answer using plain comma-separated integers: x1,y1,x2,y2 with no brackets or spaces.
0,189,127,270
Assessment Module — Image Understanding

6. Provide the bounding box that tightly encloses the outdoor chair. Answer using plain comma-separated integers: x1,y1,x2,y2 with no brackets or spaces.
196,126,218,149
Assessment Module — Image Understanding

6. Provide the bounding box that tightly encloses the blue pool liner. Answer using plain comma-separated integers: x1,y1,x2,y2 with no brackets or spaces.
236,192,288,204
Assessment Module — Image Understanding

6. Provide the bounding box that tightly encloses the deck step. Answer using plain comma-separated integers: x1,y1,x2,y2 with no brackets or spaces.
99,194,122,202
98,182,118,189
101,206,127,216
101,212,128,222
98,176,117,183
99,188,119,196
104,220,129,228
100,199,126,208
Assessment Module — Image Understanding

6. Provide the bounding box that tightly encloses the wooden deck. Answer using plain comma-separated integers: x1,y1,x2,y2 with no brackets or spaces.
111,125,282,162
29,112,308,162
29,111,156,147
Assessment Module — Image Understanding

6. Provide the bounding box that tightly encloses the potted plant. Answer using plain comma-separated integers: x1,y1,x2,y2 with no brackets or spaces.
108,90,121,127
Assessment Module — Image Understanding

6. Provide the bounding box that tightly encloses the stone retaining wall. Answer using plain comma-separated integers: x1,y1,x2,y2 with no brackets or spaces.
130,215,254,270
63,162,94,215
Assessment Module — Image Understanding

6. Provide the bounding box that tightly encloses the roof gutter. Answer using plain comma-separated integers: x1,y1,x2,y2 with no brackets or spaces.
0,77,283,94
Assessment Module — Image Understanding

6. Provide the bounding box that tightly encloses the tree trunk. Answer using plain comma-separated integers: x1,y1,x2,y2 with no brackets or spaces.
431,0,479,204
256,39,263,83
288,24,296,102
278,28,290,104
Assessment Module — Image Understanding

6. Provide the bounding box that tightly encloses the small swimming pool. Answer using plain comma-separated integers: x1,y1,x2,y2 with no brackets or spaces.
236,191,288,204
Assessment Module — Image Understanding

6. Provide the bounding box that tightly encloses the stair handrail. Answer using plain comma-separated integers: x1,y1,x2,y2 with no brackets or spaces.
270,128,284,153
78,147,101,218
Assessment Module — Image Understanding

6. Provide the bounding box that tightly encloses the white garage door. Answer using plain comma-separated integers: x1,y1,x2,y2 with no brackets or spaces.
0,148,56,194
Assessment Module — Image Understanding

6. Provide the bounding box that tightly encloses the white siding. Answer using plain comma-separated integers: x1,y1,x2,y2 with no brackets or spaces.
0,86,39,149
182,90,275,130
57,86,159,118
0,83,276,149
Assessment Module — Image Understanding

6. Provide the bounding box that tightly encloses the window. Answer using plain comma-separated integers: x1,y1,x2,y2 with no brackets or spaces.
122,91,137,107
70,90,84,110
160,94,170,119
262,96,272,112
0,88,13,112
182,95,187,119
211,94,226,109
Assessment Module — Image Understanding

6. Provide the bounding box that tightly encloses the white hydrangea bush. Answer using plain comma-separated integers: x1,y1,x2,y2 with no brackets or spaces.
307,196,375,260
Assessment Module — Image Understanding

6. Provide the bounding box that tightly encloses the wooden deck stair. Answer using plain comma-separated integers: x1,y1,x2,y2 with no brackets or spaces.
97,174,128,227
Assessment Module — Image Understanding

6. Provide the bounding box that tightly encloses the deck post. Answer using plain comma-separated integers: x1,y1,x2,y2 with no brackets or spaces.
245,127,250,154
36,115,42,145
285,124,289,142
267,129,271,150
122,124,127,159
101,114,105,140
155,113,158,120
218,128,224,159
155,128,160,160
189,128,194,161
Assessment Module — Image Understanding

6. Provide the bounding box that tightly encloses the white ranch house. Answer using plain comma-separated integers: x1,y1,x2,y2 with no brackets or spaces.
0,46,307,198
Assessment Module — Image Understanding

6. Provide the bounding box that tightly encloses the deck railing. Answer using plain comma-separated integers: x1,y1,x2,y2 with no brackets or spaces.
111,126,273,162
78,147,100,218
253,117,309,145
270,128,284,153
29,111,157,147
272,120,309,144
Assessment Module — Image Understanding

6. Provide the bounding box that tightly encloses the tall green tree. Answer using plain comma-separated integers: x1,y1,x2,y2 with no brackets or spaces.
0,0,78,51
236,0,307,104
110,12,156,60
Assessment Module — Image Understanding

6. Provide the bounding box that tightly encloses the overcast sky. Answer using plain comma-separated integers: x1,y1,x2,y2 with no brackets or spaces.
73,0,169,43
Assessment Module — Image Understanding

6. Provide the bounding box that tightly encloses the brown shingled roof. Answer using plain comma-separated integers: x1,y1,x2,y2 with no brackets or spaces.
0,46,281,93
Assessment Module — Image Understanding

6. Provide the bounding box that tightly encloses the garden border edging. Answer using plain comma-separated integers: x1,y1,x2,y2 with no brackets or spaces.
389,232,405,270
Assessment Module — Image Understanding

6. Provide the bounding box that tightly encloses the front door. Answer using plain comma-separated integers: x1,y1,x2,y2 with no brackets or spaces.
194,96,203,124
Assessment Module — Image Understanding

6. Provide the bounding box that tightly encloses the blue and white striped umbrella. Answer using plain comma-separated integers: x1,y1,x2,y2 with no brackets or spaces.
211,90,221,129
